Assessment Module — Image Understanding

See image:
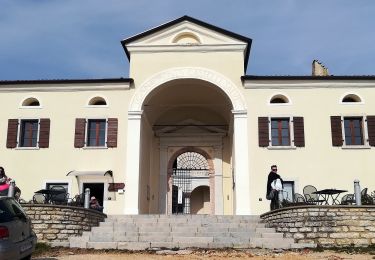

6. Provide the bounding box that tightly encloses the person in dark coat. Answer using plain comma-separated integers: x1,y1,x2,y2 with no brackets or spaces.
266,165,283,210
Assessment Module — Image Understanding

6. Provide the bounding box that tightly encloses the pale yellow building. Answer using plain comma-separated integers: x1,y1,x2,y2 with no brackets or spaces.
1,16,374,215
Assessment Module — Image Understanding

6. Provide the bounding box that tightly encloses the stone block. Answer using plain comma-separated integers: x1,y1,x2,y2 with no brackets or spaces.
293,233,304,239
43,229,60,234
330,232,359,239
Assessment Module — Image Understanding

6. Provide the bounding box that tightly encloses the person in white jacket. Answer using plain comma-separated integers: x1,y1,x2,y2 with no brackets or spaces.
266,165,283,210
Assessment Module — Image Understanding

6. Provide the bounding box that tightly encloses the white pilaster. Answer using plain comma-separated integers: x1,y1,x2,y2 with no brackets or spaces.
232,110,251,215
159,145,168,214
213,145,224,215
124,111,143,214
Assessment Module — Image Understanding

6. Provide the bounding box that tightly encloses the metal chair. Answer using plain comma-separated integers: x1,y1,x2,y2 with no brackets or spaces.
303,185,325,204
294,193,306,203
361,188,374,205
70,193,85,207
32,193,46,204
341,194,355,205
50,186,68,205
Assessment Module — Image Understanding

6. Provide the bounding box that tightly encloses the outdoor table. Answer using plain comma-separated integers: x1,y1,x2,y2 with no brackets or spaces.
312,189,347,205
34,189,65,203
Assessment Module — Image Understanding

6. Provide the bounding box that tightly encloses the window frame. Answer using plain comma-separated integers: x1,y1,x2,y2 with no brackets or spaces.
281,181,295,202
341,115,370,148
19,96,42,109
339,93,364,105
16,118,40,149
84,118,108,149
86,96,109,108
268,93,292,106
267,116,296,149
43,180,72,198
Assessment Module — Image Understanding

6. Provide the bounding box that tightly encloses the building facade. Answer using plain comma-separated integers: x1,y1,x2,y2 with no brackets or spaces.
1,16,374,215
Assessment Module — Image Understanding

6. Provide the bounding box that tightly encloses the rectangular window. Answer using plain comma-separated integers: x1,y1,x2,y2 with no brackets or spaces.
19,119,39,147
281,181,295,202
344,117,364,145
271,118,290,146
86,119,107,147
46,182,68,192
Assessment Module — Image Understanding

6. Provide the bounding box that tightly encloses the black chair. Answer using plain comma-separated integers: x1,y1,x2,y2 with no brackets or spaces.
341,194,355,205
294,193,306,203
361,188,374,205
70,193,85,207
33,193,47,204
303,185,325,204
50,186,68,205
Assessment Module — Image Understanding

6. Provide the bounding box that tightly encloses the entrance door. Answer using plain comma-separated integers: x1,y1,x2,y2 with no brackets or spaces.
83,183,104,206
172,151,209,214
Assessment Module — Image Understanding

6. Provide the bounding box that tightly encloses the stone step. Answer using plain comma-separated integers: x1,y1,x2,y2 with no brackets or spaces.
69,214,316,250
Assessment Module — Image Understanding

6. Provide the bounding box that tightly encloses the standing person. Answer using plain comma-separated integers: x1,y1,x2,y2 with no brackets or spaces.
266,165,283,210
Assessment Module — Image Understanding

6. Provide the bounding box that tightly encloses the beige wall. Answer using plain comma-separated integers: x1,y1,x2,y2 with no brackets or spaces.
0,84,131,214
246,86,375,214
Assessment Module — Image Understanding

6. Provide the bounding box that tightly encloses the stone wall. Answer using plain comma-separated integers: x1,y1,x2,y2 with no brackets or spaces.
260,205,375,247
22,204,106,245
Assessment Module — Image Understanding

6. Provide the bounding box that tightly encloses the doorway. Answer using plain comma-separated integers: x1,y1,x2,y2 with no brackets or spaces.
83,183,104,206
171,151,210,214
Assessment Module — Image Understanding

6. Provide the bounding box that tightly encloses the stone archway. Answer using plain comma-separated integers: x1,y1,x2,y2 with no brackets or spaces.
166,147,215,215
124,67,251,215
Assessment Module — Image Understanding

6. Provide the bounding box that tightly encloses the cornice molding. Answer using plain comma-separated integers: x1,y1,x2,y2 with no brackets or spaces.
244,82,375,89
0,82,131,92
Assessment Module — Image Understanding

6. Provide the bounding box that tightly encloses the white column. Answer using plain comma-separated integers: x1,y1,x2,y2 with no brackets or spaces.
124,111,143,214
232,110,251,215
213,145,224,215
159,145,168,214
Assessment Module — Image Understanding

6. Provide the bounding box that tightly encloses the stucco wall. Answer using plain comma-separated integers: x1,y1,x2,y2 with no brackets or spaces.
261,205,375,247
22,204,106,245
246,85,375,214
0,84,130,214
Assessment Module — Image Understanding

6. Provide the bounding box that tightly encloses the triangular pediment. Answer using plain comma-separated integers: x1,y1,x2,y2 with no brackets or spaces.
121,16,252,69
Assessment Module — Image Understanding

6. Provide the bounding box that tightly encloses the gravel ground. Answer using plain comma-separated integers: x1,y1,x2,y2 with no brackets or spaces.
31,248,375,260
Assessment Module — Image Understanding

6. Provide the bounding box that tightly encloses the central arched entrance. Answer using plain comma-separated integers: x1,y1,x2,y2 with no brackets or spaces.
170,150,212,214
124,67,251,215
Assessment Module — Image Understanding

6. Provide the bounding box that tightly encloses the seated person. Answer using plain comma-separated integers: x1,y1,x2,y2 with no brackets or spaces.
89,196,103,212
0,177,9,196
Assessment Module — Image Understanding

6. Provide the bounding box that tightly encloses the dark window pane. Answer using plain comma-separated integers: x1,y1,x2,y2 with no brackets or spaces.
19,120,38,147
87,119,106,146
344,117,364,145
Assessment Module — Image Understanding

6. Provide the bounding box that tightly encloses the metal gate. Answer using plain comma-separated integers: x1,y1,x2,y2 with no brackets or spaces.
172,151,209,214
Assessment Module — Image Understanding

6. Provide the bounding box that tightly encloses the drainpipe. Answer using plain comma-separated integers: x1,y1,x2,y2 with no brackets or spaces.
354,179,361,206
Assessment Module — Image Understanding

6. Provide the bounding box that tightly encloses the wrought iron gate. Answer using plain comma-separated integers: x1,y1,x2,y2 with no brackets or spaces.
172,151,209,214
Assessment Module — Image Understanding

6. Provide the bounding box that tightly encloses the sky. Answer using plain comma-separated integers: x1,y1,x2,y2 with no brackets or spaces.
0,0,374,80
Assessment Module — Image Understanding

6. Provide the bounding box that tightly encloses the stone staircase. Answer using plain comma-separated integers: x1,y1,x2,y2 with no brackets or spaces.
69,215,316,250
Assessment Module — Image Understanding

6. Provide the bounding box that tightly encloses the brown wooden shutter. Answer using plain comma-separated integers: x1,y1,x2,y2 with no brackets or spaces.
330,116,343,146
6,119,19,148
367,116,375,146
293,117,305,147
74,118,86,148
38,118,50,148
107,118,118,148
258,117,269,147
